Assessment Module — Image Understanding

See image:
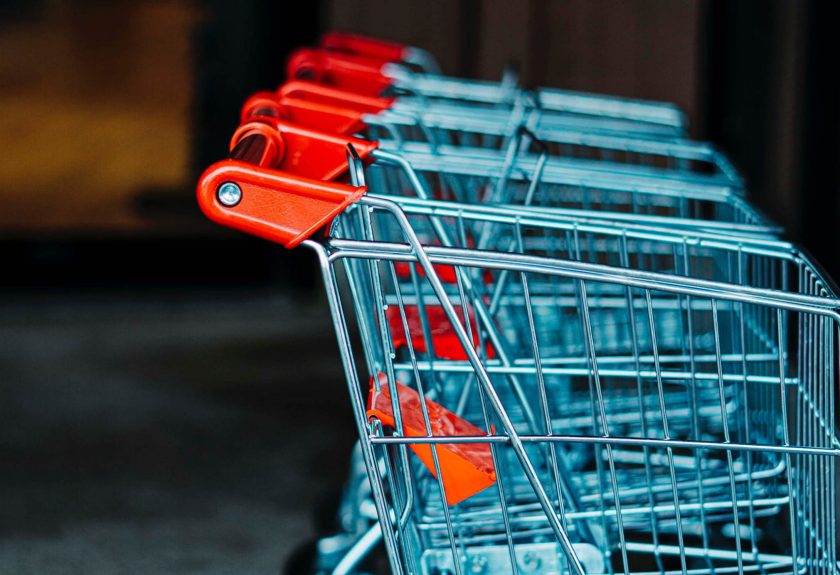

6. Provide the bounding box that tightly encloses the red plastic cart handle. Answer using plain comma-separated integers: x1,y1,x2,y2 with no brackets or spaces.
241,91,370,135
287,48,393,97
244,81,395,135
197,120,373,247
320,32,408,63
229,117,378,181
278,81,394,114
367,376,496,506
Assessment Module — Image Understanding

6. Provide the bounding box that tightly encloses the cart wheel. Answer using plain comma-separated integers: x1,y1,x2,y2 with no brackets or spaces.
283,539,317,575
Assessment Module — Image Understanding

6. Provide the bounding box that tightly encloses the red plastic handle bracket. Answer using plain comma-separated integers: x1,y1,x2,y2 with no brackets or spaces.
197,120,373,247
278,81,394,114
241,90,370,136
230,118,378,181
367,376,496,506
287,48,393,96
197,158,365,248
320,32,408,63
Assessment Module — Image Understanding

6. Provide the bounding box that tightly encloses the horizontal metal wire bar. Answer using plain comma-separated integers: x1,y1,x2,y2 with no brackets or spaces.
367,433,840,456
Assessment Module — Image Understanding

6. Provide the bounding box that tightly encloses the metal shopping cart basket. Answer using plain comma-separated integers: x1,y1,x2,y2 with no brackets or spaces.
222,116,778,573
330,194,828,574
198,119,840,575
263,116,782,572
336,137,830,573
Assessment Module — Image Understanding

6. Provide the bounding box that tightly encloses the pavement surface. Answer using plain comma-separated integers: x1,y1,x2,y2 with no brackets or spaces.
0,288,356,574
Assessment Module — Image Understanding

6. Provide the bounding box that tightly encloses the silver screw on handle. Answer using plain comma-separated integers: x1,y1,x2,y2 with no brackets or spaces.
217,182,242,207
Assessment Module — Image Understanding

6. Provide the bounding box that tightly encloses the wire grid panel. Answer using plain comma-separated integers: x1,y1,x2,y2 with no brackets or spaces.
383,67,688,137
366,111,741,188
314,198,839,575
373,141,742,207
365,151,772,236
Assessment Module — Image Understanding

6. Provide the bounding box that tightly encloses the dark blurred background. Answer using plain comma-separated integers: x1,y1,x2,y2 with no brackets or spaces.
0,0,837,573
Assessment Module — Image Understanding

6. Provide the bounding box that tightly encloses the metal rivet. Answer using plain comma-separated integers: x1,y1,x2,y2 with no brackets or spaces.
217,182,242,207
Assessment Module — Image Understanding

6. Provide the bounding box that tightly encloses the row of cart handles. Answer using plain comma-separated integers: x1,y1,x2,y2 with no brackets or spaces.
199,33,535,247
196,36,434,248
197,32,501,505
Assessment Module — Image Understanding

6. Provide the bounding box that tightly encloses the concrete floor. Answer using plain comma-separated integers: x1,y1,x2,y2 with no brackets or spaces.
0,289,355,573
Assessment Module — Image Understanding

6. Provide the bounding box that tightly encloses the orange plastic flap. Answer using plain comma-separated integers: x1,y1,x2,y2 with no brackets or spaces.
367,377,496,505
392,233,490,285
394,261,458,283
197,160,365,247
387,303,495,361
394,262,494,286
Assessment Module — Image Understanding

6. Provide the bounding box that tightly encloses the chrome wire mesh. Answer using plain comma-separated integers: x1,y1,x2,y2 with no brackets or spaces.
308,194,839,575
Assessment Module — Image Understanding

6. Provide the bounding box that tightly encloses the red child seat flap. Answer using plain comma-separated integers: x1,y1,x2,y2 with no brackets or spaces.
367,376,496,506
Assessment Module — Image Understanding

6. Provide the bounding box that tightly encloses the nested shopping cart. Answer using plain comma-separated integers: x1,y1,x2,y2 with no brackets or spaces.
274,121,783,572
198,107,839,575
327,211,840,575
227,120,781,574
228,116,773,241
244,81,743,194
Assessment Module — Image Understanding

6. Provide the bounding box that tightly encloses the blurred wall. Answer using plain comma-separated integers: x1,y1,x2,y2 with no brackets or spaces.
327,0,704,132
0,1,199,233
2,1,839,284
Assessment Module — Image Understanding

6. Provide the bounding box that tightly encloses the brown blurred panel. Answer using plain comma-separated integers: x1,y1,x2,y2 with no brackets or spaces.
0,1,200,233
474,0,531,82
326,0,462,74
327,0,703,128
536,0,703,130
762,1,806,237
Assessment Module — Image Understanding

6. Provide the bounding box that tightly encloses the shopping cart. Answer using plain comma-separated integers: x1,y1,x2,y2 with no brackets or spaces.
366,111,742,188
197,116,840,575
336,193,818,572
299,32,688,138
243,86,742,195
343,139,834,570
320,200,808,574
366,142,763,233
336,232,840,575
